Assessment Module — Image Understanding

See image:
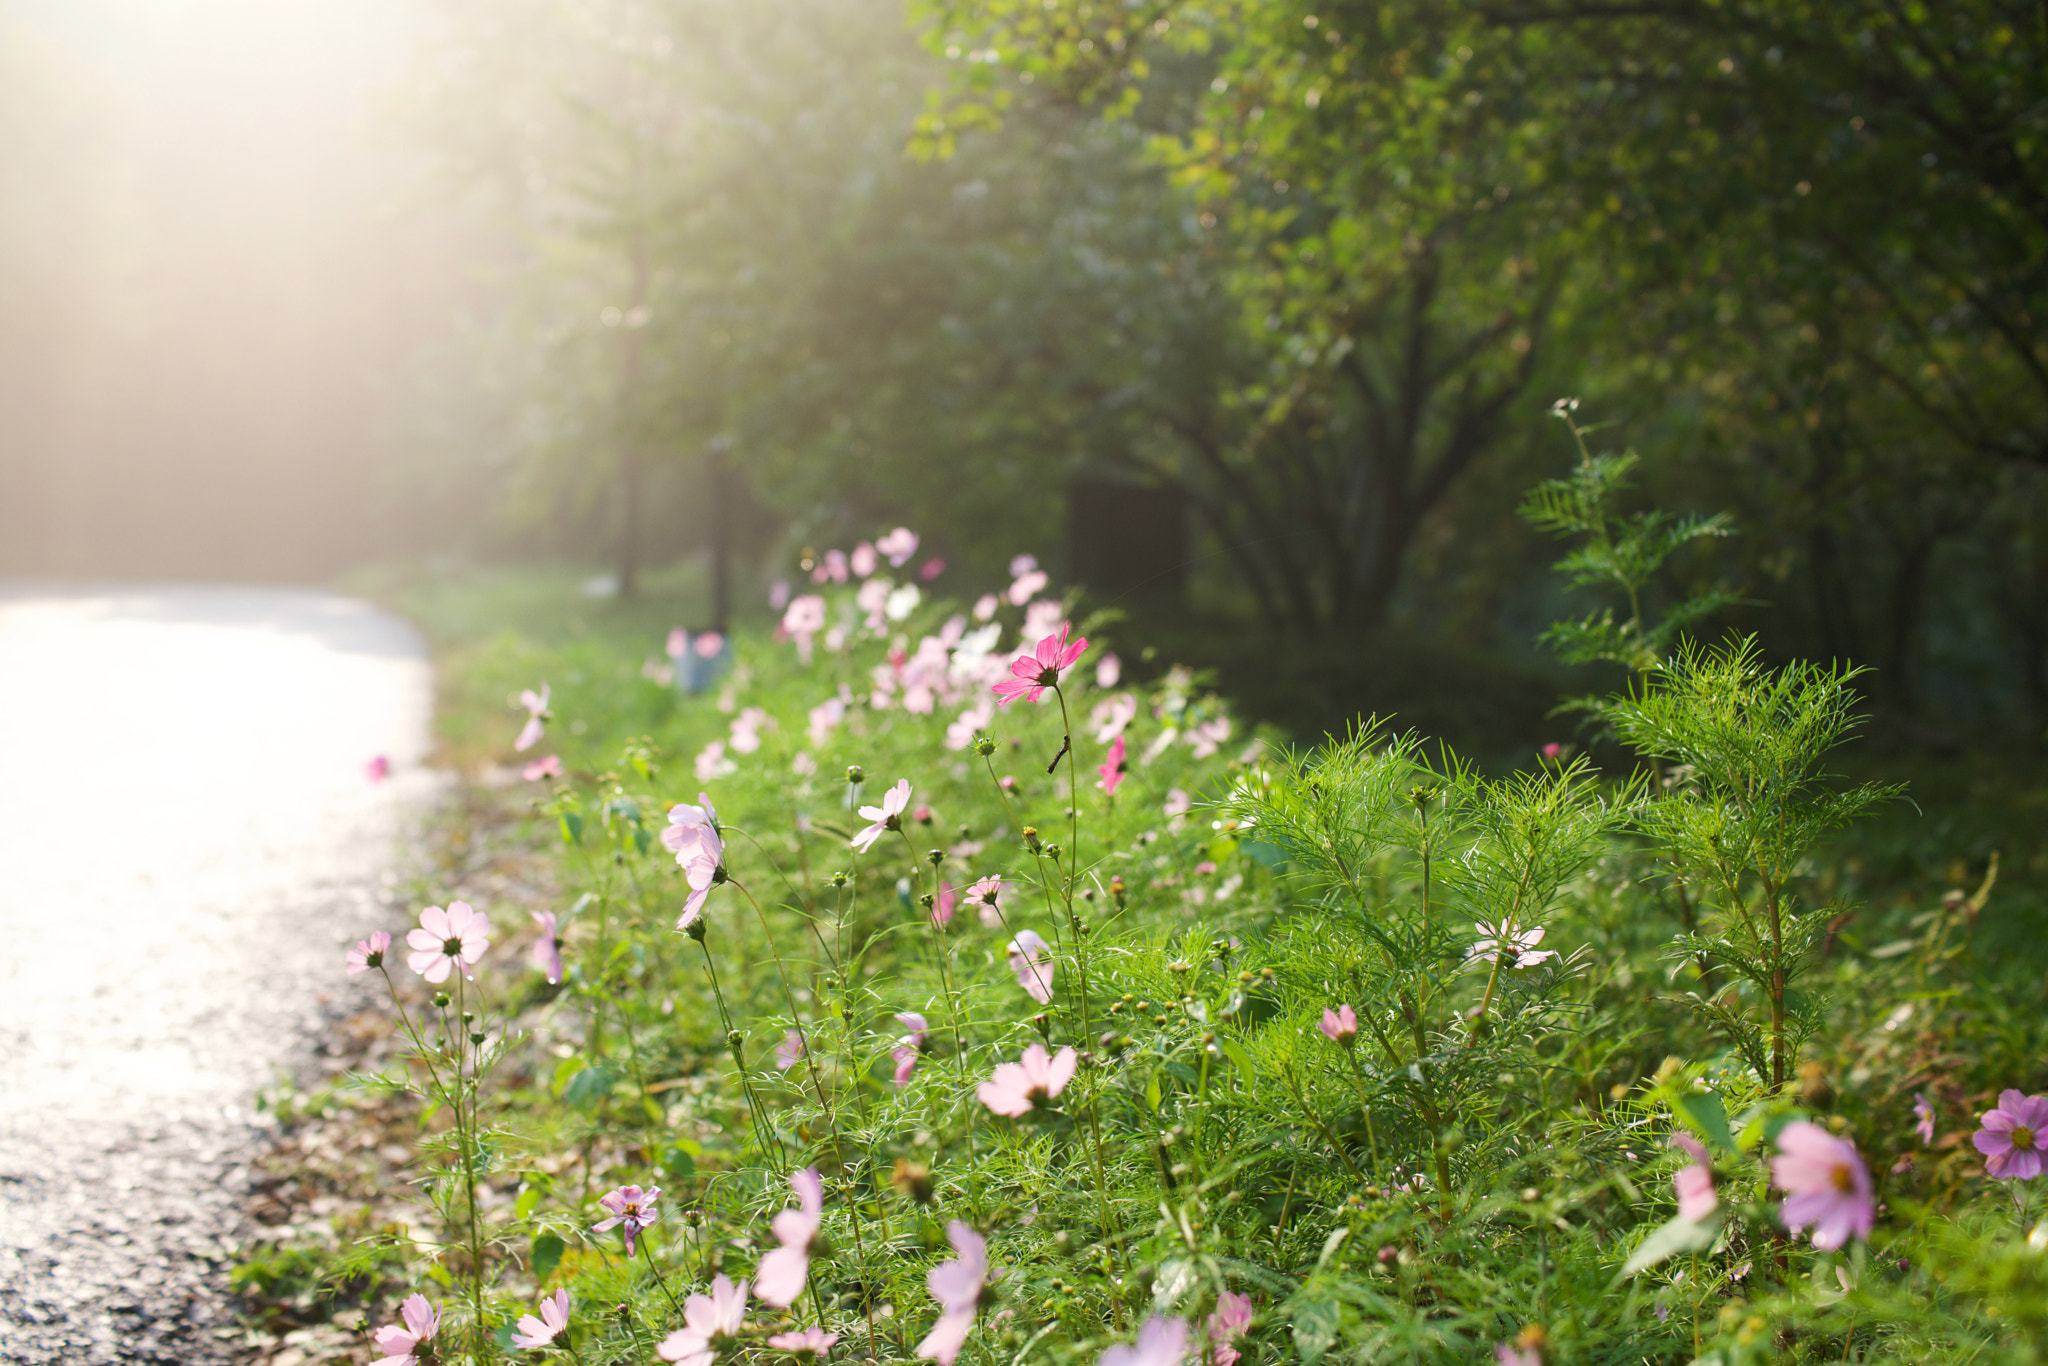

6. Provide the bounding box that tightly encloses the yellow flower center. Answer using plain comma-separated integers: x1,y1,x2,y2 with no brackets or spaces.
2015,1125,2037,1151
1830,1162,1857,1193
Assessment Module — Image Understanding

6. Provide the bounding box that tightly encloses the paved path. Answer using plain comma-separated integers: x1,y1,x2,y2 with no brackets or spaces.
0,587,431,1364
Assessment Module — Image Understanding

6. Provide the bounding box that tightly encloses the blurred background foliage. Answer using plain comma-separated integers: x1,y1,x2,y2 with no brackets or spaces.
3,0,2043,753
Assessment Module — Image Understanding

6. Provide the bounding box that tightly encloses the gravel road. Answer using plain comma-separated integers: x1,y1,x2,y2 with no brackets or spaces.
0,587,431,1364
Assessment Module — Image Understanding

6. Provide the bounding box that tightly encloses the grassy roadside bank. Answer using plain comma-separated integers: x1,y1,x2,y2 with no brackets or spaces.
236,553,2048,1366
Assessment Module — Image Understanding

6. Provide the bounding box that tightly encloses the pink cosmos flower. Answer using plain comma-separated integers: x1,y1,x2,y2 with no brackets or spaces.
1539,742,1564,761
978,1042,1077,1117
852,778,913,852
775,1029,806,1072
524,754,564,781
1091,693,1138,742
783,595,827,661
1975,1089,2048,1179
695,632,724,658
878,527,920,567
1914,1092,1936,1146
511,1289,571,1350
1007,930,1055,1003
852,542,879,578
515,685,550,751
1007,569,1049,605
1671,1133,1717,1221
406,902,490,983
972,593,999,621
1164,789,1193,818
769,580,791,610
914,1221,987,1364
1010,553,1039,577
1319,1004,1358,1045
1096,652,1122,689
657,1274,750,1366
667,628,690,658
1495,1345,1540,1366
1186,717,1232,759
920,558,946,580
1208,1292,1252,1366
345,931,390,976
530,910,562,985
1773,1120,1875,1249
894,1012,930,1086
1102,1316,1193,1366
661,796,725,929
365,754,391,783
967,876,1005,927
370,1294,440,1366
992,624,1088,705
755,1166,825,1308
821,549,849,582
768,1327,840,1358
594,1184,661,1257
1467,922,1556,969
934,878,958,926
1099,735,1128,796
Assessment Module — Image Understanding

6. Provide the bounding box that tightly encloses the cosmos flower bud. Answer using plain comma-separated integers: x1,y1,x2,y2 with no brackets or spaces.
1022,827,1041,852
846,765,865,785
890,1159,935,1204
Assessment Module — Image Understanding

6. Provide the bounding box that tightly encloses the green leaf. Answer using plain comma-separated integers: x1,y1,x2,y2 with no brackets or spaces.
1145,1071,1162,1113
531,1233,565,1285
1291,1293,1342,1365
1621,1214,1718,1276
1220,1038,1259,1084
561,1065,616,1113
560,812,584,846
1239,840,1288,868
1675,1092,1737,1155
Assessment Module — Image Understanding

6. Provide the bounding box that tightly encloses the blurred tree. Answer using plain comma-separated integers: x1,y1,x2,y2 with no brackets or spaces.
406,0,1225,594
920,0,2048,724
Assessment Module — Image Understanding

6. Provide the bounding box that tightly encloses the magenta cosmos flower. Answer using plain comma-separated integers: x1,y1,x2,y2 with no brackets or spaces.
511,1288,571,1350
1670,1133,1717,1221
370,1294,440,1366
933,878,957,927
852,778,913,853
915,1221,987,1365
365,754,391,783
657,1274,750,1366
755,1166,824,1308
1318,1004,1358,1045
1102,1316,1193,1366
1975,1089,2048,1179
1098,734,1128,796
1772,1120,1874,1249
1914,1092,1936,1146
594,1184,661,1256
514,684,550,751
345,931,390,976
768,1327,839,1358
406,902,490,983
1208,1292,1252,1366
894,1012,931,1086
979,1042,1077,1117
993,623,1088,704
530,911,562,985
1007,929,1056,1003
662,796,725,929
